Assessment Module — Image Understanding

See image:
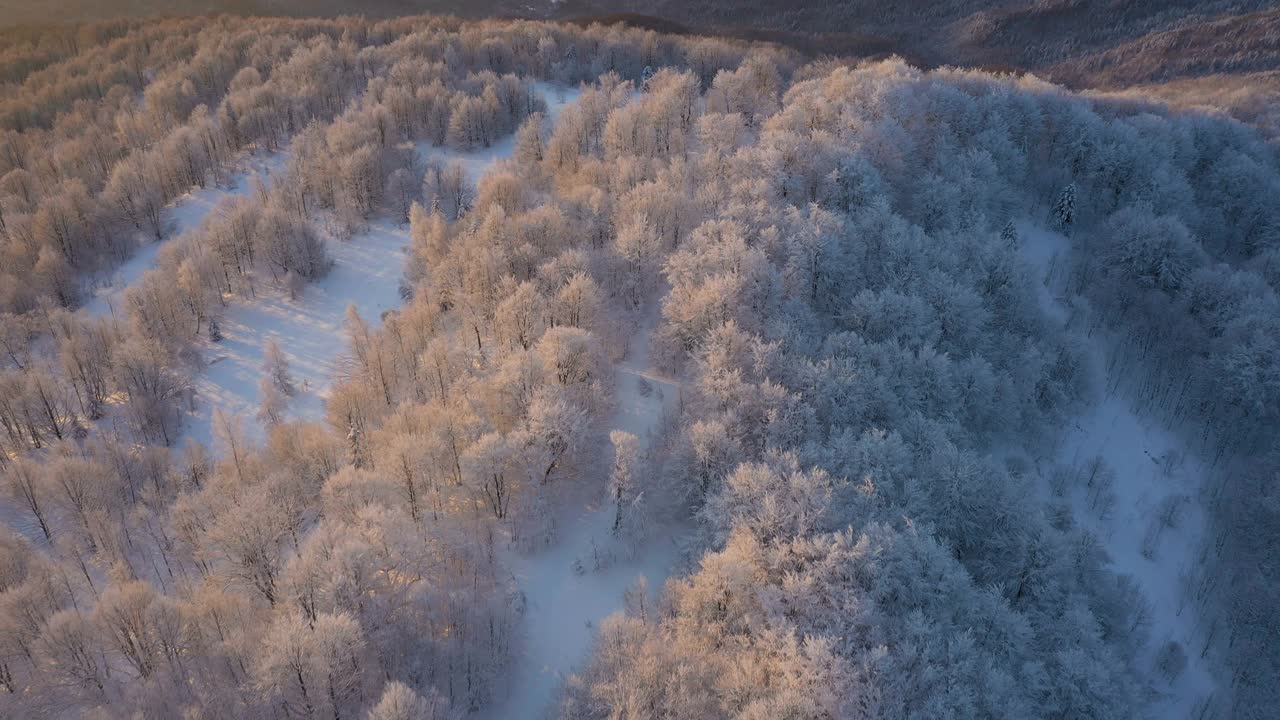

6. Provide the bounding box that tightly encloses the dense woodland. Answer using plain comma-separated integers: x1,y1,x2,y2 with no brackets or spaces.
0,13,1278,720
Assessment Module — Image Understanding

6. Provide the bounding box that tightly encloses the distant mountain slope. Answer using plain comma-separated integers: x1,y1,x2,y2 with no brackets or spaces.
552,0,1280,85
1044,7,1280,87
2,1,1277,90
553,0,1280,137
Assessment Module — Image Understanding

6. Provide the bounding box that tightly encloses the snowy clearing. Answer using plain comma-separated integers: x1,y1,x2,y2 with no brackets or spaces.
1021,223,1214,714
187,84,582,443
184,221,407,447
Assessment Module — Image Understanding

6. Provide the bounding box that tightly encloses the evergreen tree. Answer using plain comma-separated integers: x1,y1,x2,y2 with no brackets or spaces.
1053,182,1077,233
1001,219,1019,247
346,412,367,469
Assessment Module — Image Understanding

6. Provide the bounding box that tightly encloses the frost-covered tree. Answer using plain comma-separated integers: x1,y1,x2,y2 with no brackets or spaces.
111,336,186,445
205,486,288,606
609,430,639,538
368,682,450,720
35,609,107,696
514,112,547,169
422,162,474,222
262,338,296,397
255,611,365,719
258,377,288,427
386,167,418,224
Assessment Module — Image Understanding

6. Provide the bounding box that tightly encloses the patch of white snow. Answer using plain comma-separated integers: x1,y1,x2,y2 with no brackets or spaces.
185,221,408,447
1021,222,1214,715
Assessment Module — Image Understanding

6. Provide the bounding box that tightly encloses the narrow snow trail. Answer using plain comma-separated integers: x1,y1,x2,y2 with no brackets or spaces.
484,315,682,720
83,153,285,319
76,83,586,450
1021,224,1214,714
416,82,580,186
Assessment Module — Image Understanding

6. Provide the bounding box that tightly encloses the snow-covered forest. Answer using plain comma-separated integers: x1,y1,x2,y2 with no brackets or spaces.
0,14,1278,720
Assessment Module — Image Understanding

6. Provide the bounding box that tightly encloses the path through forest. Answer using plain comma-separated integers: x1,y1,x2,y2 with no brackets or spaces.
79,84,585,451
83,152,285,319
186,83,584,445
485,313,682,720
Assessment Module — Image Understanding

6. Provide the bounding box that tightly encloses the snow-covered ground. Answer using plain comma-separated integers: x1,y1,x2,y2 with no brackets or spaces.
1021,223,1214,714
83,153,285,319
533,82,579,124
485,314,683,720
184,221,407,446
